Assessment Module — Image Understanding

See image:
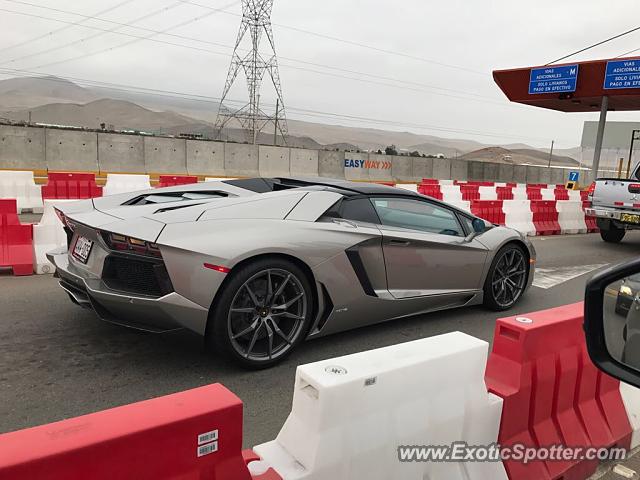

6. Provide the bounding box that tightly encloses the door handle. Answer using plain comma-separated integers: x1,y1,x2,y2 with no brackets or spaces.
388,239,411,246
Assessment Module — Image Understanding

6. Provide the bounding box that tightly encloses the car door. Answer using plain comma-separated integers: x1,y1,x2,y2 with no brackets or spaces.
370,196,489,299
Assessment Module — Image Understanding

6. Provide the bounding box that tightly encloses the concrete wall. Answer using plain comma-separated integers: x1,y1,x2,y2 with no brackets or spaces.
0,125,599,185
98,132,144,173
259,145,291,177
186,139,225,175
225,143,259,176
318,150,344,178
0,124,45,170
45,129,98,171
290,148,318,176
144,136,186,174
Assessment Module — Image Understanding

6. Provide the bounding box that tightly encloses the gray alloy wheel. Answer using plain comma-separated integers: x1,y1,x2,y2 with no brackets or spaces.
226,267,308,364
484,245,527,310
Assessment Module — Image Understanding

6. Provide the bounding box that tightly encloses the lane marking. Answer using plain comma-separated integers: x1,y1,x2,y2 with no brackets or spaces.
532,264,608,290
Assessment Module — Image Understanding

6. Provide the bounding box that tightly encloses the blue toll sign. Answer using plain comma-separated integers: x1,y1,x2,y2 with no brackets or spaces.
528,65,579,95
604,60,640,90
568,171,579,182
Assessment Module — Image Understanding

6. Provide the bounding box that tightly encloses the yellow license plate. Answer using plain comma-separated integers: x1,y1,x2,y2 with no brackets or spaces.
621,213,640,224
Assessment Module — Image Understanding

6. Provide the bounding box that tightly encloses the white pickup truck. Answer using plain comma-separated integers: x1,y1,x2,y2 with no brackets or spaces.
585,162,640,243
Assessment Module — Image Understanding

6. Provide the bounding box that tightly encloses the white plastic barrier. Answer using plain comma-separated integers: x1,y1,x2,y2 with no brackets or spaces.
540,188,556,200
253,332,507,480
0,170,43,213
103,174,151,196
503,200,536,236
33,199,74,274
621,382,640,449
478,186,498,200
511,187,528,200
557,201,588,234
440,185,463,202
567,190,582,201
449,200,471,212
397,184,418,193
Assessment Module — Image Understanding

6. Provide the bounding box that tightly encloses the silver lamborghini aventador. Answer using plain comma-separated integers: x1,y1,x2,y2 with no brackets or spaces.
48,177,536,368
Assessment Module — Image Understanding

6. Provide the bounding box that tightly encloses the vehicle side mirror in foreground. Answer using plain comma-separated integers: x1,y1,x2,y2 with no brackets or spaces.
472,218,487,233
584,257,640,388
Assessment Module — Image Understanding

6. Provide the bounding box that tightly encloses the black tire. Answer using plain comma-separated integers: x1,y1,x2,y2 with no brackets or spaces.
483,244,528,311
207,257,314,369
600,228,626,243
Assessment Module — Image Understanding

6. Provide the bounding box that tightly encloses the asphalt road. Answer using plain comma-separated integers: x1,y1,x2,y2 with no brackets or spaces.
1,231,640,448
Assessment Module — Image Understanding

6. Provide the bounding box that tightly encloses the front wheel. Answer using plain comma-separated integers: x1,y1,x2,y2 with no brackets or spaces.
483,244,528,311
208,258,313,369
600,228,626,243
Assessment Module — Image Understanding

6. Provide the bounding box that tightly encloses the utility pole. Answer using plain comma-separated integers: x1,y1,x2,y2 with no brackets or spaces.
547,140,554,168
214,0,287,145
273,99,279,146
628,129,640,174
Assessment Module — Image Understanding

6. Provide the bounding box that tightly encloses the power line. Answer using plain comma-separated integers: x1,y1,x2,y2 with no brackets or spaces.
0,1,494,101
0,4,515,108
0,0,136,56
546,24,640,65
0,67,570,144
180,0,488,77
0,0,190,67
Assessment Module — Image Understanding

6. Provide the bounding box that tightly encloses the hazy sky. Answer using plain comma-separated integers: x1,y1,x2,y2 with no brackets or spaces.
1,0,640,148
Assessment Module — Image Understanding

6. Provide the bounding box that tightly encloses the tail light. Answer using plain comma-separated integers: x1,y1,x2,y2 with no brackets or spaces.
54,208,75,231
587,182,596,197
102,232,163,258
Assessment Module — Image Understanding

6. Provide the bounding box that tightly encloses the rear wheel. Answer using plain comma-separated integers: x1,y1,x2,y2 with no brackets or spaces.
208,258,313,369
483,244,528,311
600,227,626,243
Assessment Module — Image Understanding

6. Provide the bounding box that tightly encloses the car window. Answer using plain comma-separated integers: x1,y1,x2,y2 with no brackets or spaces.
340,198,381,224
459,215,475,234
371,197,463,236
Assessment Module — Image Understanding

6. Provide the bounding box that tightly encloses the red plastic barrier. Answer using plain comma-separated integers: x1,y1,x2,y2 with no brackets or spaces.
530,200,560,235
505,182,517,188
0,384,252,480
485,303,631,480
42,172,102,199
554,188,570,200
158,175,198,188
417,183,443,200
0,199,33,276
496,186,514,200
465,181,495,187
243,450,282,480
421,178,439,184
582,200,599,233
528,183,548,188
526,186,542,201
470,200,505,225
580,191,589,201
460,184,480,200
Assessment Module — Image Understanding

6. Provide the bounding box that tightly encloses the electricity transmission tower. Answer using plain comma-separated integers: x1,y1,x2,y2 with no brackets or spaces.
214,0,287,145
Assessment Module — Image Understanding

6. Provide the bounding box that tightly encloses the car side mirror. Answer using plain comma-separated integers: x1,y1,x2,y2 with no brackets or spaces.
584,257,640,388
472,218,487,234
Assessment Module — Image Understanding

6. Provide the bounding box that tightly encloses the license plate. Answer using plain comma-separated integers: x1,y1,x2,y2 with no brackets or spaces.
72,236,93,264
621,213,640,224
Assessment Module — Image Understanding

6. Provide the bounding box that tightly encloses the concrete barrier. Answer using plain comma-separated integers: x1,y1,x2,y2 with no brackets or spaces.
412,157,433,180
290,148,319,176
98,133,144,173
254,332,507,480
432,157,451,179
144,136,186,174
226,143,259,177
186,139,225,176
343,152,369,181
450,159,468,181
259,145,291,177
0,125,46,170
46,129,98,171
391,155,412,181
318,150,344,179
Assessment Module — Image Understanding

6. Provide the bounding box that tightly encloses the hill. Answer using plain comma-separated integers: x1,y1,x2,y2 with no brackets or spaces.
459,146,579,167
